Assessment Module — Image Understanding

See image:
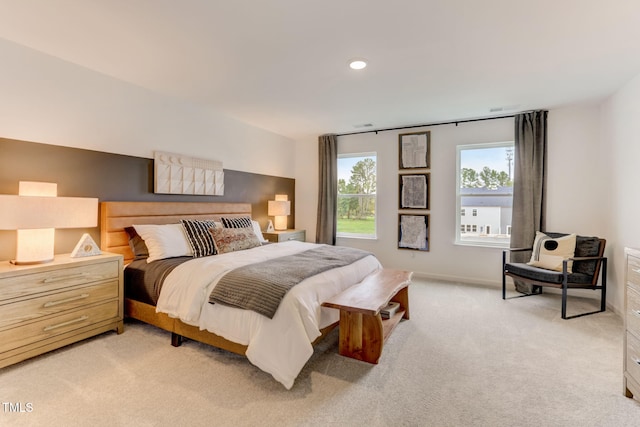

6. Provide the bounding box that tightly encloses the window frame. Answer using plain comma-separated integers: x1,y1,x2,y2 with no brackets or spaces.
455,141,514,248
336,152,378,240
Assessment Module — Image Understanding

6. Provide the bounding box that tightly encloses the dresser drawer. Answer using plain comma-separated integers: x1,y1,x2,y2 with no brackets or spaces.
0,260,119,302
0,300,119,354
627,255,640,293
0,280,119,330
627,287,640,338
281,230,305,242
626,332,640,384
264,230,306,242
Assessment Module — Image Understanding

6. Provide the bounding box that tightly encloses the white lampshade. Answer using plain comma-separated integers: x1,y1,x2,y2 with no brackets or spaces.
267,200,291,217
0,195,98,229
0,182,98,264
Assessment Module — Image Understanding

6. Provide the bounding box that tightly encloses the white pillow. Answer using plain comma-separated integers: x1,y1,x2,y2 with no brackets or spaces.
527,232,576,272
133,223,193,263
251,220,267,243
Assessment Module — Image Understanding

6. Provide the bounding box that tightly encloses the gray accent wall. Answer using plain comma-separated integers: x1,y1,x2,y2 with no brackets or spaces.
0,137,295,261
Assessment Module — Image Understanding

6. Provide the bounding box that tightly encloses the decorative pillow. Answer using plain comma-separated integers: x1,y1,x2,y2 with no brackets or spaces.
209,227,262,254
181,219,218,257
251,220,267,243
133,223,193,263
124,226,149,260
527,231,577,272
221,216,253,229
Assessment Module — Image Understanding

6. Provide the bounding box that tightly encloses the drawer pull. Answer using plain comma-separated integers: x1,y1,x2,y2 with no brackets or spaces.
43,315,89,332
43,293,90,308
43,273,87,284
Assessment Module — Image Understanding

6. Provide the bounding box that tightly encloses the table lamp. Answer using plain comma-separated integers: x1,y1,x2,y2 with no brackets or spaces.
0,182,98,264
267,194,291,231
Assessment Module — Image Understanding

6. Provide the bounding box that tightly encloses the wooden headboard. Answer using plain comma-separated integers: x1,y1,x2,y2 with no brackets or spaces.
100,201,252,264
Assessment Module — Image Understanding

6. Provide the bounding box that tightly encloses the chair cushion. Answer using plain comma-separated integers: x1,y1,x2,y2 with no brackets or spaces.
544,232,602,276
505,262,594,285
573,235,601,276
527,232,576,272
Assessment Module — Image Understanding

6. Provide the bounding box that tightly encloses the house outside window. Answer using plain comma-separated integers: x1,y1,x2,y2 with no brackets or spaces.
337,153,377,239
456,142,514,247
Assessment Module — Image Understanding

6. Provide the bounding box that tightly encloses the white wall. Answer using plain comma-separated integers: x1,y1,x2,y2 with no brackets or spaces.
600,71,640,314
0,38,296,178
295,106,610,302
546,104,607,236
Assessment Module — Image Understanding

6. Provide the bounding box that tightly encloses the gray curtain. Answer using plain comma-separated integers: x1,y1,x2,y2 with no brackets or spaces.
316,134,337,245
510,111,548,293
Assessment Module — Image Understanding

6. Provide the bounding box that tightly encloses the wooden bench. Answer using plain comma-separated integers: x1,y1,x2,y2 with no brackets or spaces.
322,268,412,364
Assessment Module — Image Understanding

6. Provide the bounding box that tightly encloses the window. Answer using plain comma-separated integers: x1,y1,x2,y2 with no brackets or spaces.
456,142,514,247
337,153,377,238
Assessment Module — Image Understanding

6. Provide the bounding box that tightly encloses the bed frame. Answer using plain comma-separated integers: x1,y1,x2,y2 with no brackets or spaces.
99,201,336,354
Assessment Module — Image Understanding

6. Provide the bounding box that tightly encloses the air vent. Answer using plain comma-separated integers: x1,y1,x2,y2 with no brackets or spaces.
353,123,374,128
489,105,520,113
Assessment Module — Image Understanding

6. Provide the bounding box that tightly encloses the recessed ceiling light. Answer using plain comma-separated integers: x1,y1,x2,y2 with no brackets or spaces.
349,59,367,70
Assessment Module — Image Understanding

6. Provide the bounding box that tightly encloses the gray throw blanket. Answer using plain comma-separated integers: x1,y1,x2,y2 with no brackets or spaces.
209,245,371,319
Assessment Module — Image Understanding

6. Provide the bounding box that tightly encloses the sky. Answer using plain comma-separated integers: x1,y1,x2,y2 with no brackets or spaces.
460,145,513,173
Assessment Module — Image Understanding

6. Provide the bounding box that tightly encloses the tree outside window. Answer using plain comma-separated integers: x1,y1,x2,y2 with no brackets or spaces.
337,153,377,238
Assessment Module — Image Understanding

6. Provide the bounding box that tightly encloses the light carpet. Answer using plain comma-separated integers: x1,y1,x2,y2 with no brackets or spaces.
1,278,639,426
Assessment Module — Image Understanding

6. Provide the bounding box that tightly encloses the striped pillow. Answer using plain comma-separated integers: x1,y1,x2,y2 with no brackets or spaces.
221,216,252,229
181,219,218,257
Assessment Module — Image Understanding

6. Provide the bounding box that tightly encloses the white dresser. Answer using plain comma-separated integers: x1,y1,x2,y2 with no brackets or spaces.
0,252,123,369
624,247,640,399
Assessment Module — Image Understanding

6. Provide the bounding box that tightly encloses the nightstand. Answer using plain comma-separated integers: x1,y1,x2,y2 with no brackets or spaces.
0,252,123,369
262,229,306,243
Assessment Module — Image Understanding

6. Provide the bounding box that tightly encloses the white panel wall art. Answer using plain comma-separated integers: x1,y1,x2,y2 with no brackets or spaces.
154,151,224,195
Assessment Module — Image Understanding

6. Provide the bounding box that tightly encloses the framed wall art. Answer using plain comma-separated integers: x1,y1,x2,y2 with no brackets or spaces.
399,131,430,170
398,214,429,251
399,173,430,209
154,151,224,195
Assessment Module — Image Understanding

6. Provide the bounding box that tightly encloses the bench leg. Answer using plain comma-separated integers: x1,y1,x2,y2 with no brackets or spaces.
338,310,384,364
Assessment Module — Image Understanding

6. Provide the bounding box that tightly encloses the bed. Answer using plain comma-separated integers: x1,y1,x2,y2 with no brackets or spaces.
99,201,384,389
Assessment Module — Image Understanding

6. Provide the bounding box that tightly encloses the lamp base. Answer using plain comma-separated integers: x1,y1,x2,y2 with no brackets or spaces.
274,216,287,231
13,228,55,265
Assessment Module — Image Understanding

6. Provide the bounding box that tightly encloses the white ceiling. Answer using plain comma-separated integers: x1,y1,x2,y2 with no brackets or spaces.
1,0,640,141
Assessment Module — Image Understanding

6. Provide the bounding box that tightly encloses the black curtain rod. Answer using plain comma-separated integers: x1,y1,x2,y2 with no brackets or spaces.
336,113,517,137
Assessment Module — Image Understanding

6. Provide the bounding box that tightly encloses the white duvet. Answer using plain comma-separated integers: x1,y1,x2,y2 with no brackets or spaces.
156,241,381,389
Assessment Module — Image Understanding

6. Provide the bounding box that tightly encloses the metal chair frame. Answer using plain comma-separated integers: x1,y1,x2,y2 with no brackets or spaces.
502,239,607,319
